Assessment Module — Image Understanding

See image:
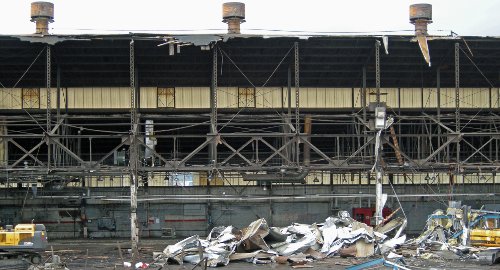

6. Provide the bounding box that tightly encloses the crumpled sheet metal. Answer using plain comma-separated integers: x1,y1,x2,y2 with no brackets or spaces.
162,235,201,264
323,227,374,256
375,217,406,235
239,218,270,252
380,235,406,254
274,224,319,256
161,212,403,267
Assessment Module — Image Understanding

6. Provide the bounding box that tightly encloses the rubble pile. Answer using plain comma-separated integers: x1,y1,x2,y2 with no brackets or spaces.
402,202,500,265
153,211,407,267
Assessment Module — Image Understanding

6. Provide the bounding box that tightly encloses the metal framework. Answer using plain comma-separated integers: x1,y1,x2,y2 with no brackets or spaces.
0,35,499,185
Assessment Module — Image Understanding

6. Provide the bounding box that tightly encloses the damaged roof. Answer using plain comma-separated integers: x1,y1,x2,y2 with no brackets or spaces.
0,33,498,88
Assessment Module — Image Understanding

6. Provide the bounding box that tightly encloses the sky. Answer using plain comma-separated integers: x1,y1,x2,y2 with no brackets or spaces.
0,0,499,36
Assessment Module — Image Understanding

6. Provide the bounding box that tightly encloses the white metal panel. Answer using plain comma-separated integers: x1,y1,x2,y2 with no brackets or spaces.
422,88,438,108
99,87,110,108
439,88,455,108
281,87,290,108
39,88,57,109
332,88,353,108
315,88,328,108
256,87,281,108
301,87,316,108
400,88,422,108
218,87,238,108
109,87,122,108
385,88,398,109
353,88,363,108
175,87,210,108
61,87,67,109
118,87,131,108
138,87,148,108
494,88,500,108
459,88,490,108
367,88,396,108
0,88,22,109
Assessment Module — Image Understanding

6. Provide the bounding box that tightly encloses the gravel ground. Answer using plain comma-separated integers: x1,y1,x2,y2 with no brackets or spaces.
22,239,497,270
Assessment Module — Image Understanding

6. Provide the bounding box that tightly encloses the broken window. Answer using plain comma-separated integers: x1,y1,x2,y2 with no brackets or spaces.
157,87,175,108
238,87,256,108
22,88,40,109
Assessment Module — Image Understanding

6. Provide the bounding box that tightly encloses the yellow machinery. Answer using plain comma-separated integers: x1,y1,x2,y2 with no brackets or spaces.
0,224,48,264
470,214,500,265
470,229,500,247
470,214,500,247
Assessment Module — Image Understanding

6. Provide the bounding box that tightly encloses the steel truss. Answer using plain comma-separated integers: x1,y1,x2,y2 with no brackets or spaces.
0,39,499,183
0,112,499,181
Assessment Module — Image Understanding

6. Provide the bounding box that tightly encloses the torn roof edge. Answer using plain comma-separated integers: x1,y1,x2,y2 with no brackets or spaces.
3,33,499,46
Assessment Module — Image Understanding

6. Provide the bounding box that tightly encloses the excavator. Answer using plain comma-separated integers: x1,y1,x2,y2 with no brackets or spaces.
0,224,48,264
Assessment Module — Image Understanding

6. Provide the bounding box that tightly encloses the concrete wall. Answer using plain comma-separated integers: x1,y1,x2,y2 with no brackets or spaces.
0,185,498,239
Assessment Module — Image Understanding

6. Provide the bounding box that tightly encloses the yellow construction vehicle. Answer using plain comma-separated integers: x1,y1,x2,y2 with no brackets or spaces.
0,224,48,264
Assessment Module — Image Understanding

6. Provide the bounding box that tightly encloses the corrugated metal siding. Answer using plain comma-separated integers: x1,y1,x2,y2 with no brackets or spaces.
400,88,422,108
353,88,363,108
439,88,456,108
218,87,238,108
256,87,282,108
3,87,498,110
139,87,157,108
422,88,438,108
39,88,57,108
326,88,353,108
459,88,490,108
367,88,397,108
494,88,500,108
0,89,22,109
176,87,210,108
67,87,131,109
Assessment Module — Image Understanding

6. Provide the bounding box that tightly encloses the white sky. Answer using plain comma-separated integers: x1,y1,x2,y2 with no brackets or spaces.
1,0,499,36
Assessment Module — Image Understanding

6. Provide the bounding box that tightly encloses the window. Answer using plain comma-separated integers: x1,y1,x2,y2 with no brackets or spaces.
238,87,256,108
22,88,40,109
157,87,175,108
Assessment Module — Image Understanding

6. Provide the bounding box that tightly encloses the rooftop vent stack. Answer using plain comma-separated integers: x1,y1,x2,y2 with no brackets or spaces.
31,2,54,35
410,3,432,36
222,2,245,34
410,3,432,66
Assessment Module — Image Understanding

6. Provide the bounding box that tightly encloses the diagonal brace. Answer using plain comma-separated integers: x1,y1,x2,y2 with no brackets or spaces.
220,139,255,166
259,137,294,166
462,138,493,163
221,137,255,165
340,136,375,166
10,139,46,167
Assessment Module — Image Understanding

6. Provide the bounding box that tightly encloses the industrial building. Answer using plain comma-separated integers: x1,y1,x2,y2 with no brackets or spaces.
0,1,499,268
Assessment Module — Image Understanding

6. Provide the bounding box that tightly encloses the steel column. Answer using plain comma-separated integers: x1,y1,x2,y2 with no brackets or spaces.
455,43,460,170
210,45,218,169
129,39,139,260
375,41,381,105
294,42,300,165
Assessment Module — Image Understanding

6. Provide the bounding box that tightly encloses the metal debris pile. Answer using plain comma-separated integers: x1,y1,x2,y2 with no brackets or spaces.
402,201,500,265
153,211,407,268
28,255,69,270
